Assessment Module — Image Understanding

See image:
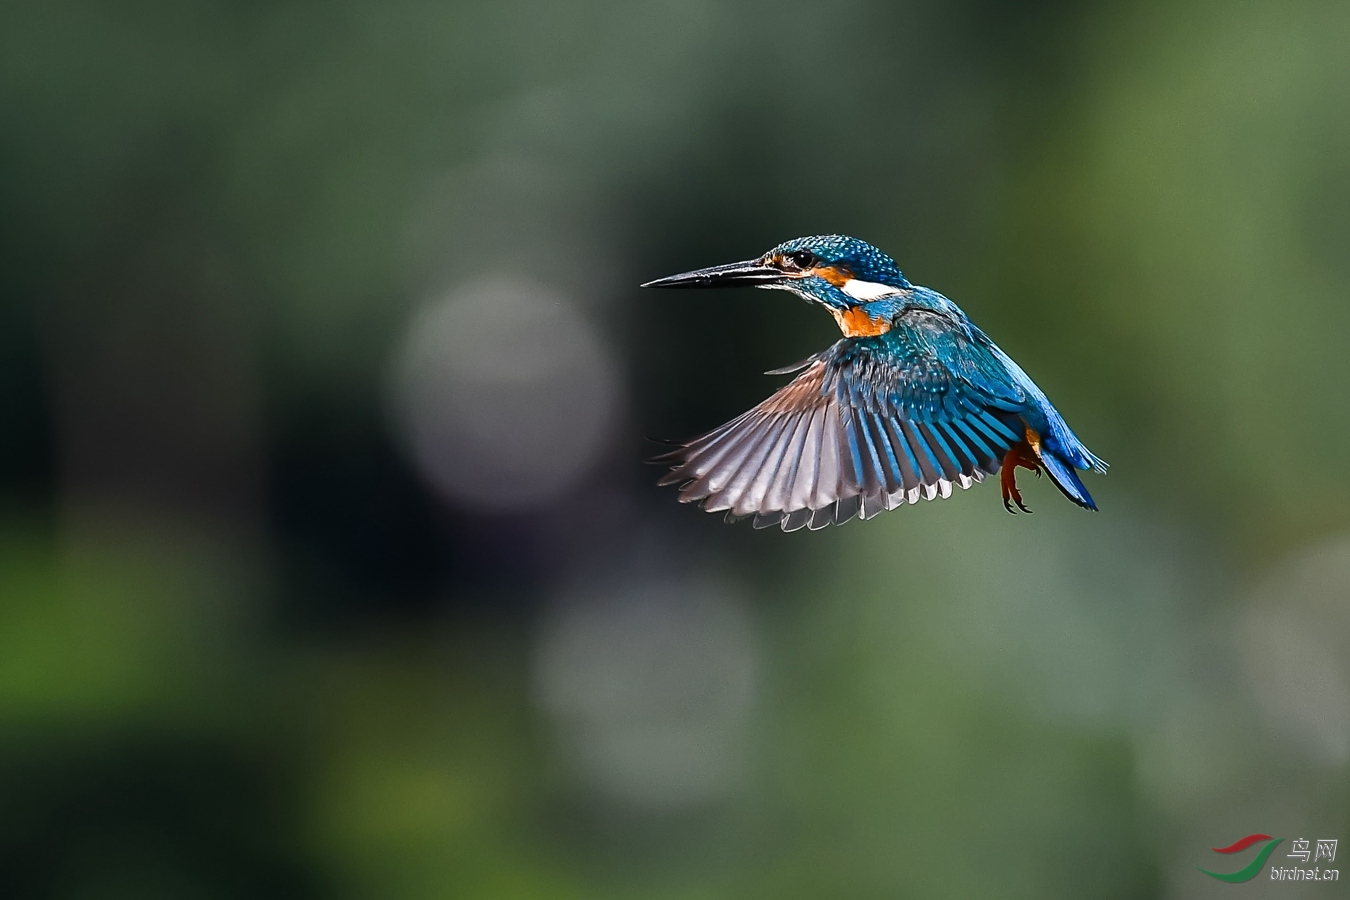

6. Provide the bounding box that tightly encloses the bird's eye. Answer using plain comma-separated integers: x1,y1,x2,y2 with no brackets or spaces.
785,250,817,270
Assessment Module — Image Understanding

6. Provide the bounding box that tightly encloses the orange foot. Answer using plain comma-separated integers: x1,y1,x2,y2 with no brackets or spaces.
1000,441,1041,514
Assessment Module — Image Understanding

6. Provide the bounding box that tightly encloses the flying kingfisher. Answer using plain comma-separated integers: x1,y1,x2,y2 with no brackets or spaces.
642,235,1107,531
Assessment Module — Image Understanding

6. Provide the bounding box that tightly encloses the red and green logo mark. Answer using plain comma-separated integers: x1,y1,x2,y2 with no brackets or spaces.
1197,834,1284,883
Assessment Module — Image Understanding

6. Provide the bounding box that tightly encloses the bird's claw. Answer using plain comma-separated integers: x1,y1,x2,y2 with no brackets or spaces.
1000,442,1038,514
1001,486,1033,514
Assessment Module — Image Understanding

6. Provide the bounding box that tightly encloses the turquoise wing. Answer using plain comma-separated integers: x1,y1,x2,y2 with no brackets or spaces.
655,309,1032,530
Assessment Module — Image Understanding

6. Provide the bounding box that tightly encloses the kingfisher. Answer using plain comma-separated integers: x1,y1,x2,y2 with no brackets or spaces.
642,234,1107,531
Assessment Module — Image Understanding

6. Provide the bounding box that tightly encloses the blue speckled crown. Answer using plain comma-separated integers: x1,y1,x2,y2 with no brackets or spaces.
771,234,909,287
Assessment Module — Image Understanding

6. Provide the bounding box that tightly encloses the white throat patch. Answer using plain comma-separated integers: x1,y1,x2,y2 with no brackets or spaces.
841,279,902,301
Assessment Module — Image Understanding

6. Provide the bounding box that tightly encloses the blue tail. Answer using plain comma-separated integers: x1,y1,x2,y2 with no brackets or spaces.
1040,451,1098,511
979,336,1107,511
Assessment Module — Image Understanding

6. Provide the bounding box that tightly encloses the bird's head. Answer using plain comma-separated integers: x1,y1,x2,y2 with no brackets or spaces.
641,234,910,312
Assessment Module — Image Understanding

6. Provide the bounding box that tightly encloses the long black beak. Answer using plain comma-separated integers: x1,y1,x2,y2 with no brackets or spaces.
641,259,785,289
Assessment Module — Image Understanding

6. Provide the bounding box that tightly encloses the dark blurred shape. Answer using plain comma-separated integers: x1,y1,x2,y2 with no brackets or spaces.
0,736,322,900
267,395,447,625
46,222,262,534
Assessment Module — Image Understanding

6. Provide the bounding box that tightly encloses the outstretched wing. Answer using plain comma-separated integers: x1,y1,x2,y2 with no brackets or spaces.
655,308,1032,531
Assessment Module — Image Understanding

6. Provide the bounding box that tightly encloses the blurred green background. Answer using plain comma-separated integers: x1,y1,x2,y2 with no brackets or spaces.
2,0,1349,897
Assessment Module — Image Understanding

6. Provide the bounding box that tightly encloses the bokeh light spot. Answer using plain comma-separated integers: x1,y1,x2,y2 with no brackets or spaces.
390,277,621,513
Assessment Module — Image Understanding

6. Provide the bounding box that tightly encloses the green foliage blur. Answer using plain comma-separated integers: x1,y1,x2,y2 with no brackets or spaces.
1,0,1348,897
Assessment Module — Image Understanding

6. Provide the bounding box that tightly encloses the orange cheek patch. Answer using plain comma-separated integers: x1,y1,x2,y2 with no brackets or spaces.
810,264,853,287
831,306,892,337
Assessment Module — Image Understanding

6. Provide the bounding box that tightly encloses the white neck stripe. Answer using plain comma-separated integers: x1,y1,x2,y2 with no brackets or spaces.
841,279,902,301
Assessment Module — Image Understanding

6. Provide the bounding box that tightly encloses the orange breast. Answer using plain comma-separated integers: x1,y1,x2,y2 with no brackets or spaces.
831,305,892,337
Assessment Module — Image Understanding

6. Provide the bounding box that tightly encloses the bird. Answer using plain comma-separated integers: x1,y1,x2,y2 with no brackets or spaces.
641,234,1107,531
